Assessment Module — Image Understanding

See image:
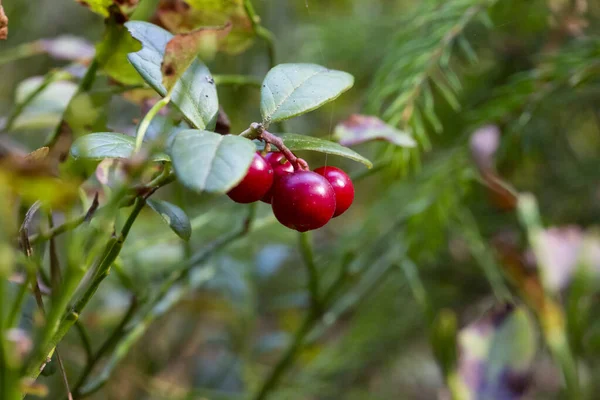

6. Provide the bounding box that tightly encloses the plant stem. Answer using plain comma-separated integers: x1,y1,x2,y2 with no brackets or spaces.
213,74,262,88
243,0,276,68
299,232,321,313
240,124,308,170
72,297,138,397
3,70,71,132
24,182,165,382
134,95,171,154
517,194,581,398
0,41,44,66
76,206,259,397
73,321,93,365
46,58,99,148
252,311,317,400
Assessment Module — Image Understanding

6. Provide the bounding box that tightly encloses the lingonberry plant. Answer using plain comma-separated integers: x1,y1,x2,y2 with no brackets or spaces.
0,1,381,398
4,0,597,399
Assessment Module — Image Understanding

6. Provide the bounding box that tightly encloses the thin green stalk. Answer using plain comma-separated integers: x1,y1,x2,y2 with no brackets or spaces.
298,231,321,312
213,74,262,88
25,194,153,381
397,259,431,321
46,58,99,147
76,206,259,397
517,194,581,398
73,321,93,365
243,0,276,68
3,70,71,132
252,311,317,400
134,95,171,154
456,208,512,302
72,297,138,397
6,272,32,329
0,41,44,66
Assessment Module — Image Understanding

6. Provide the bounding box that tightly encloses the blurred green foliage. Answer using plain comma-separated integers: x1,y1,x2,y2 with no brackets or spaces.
1,0,600,399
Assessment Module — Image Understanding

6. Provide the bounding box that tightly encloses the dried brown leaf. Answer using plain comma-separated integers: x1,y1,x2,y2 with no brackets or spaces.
161,22,231,91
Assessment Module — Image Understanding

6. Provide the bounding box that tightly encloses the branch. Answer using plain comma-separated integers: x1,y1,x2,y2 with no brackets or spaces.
24,179,168,381
75,205,258,397
240,123,308,170
18,202,73,400
46,58,99,148
252,311,317,400
3,70,71,132
72,296,138,398
27,193,99,245
298,232,321,313
243,0,276,68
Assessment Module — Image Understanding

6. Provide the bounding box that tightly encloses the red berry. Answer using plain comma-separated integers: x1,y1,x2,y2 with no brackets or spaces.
260,152,294,203
227,152,274,203
271,171,336,232
314,166,354,217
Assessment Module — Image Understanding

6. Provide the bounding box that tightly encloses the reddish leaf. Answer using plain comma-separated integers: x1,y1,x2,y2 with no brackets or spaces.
154,0,254,55
334,114,416,147
161,22,231,91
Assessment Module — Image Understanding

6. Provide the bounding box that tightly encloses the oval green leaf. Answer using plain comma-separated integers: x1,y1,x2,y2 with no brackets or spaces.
70,132,170,162
260,133,372,168
147,199,192,241
169,130,256,193
260,63,354,125
71,132,135,160
125,21,219,130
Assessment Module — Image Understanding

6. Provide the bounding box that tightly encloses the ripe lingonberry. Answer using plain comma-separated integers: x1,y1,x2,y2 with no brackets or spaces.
227,152,274,203
314,166,354,217
261,152,294,203
271,170,336,232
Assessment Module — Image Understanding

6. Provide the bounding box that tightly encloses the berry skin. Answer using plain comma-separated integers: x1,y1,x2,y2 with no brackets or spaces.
271,171,336,232
314,166,354,217
260,152,294,203
227,152,274,203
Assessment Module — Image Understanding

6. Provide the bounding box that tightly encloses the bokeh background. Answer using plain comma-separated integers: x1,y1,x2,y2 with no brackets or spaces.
2,0,600,399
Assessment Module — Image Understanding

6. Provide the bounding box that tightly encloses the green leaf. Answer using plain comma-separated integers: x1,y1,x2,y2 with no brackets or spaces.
96,17,145,86
169,130,255,194
260,64,354,124
75,0,137,18
147,199,192,241
259,133,372,168
125,21,219,130
71,132,135,160
70,132,169,161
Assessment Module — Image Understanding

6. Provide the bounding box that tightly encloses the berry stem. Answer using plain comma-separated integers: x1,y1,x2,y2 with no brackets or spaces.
240,123,308,171
134,94,171,154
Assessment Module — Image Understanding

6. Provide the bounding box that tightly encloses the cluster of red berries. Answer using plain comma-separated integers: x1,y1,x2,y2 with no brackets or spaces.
227,152,354,232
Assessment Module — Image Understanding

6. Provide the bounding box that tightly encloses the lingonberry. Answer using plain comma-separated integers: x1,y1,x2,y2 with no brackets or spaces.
271,170,336,232
227,152,274,203
314,166,354,217
260,152,294,203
